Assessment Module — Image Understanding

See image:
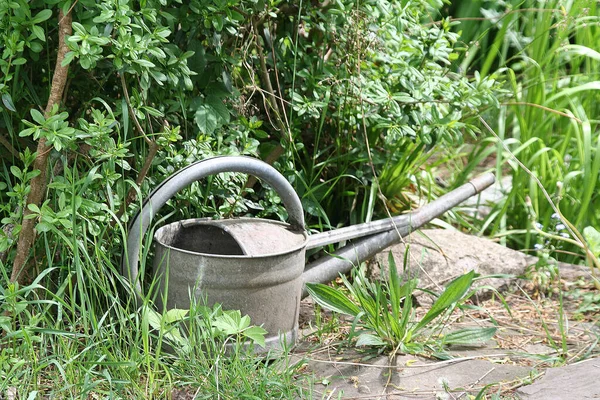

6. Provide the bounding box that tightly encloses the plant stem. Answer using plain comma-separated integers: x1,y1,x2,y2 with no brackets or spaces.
11,10,72,284
114,73,159,222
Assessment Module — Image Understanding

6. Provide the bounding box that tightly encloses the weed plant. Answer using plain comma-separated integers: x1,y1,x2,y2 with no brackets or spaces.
306,252,496,355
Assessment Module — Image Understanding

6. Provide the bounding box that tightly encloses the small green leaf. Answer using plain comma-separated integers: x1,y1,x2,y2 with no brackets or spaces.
135,59,156,68
30,108,45,124
163,308,189,324
443,327,497,346
32,9,53,24
35,222,53,233
61,51,77,67
243,326,267,347
356,333,386,347
27,203,40,214
32,25,45,42
306,283,360,316
2,93,16,112
10,166,21,179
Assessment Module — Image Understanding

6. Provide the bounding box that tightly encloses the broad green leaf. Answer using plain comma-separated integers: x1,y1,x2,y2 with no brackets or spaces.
163,308,189,324
2,93,16,112
356,333,386,347
243,326,267,348
415,270,474,332
583,226,600,257
442,327,497,346
194,103,219,135
32,25,45,42
306,283,360,316
9,166,21,179
72,22,86,35
135,59,156,68
32,9,53,24
205,95,230,124
145,308,162,331
30,108,45,124
212,310,248,335
61,51,77,67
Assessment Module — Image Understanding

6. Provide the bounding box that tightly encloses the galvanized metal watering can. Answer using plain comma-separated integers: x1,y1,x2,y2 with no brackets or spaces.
124,156,494,351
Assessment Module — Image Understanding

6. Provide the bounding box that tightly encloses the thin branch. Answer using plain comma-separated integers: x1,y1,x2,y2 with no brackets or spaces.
0,133,19,158
245,21,290,189
11,10,73,284
120,73,152,145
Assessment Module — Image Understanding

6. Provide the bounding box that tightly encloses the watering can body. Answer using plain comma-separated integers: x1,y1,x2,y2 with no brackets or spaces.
153,218,307,348
125,156,309,352
124,155,495,352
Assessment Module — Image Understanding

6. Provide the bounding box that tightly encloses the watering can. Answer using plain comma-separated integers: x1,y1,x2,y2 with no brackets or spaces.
124,156,494,351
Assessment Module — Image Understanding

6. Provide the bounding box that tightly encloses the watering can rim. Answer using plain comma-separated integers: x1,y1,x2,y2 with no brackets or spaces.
154,216,309,259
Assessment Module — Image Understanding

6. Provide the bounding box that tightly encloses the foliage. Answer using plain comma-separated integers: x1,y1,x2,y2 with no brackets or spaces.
447,0,600,270
0,0,501,394
282,0,500,225
0,269,307,398
306,252,496,354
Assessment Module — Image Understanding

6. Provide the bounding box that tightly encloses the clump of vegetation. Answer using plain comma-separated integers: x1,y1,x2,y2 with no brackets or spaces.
306,253,496,355
1,0,599,396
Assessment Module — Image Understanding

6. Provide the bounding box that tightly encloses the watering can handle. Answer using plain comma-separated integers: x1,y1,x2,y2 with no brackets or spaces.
124,156,305,293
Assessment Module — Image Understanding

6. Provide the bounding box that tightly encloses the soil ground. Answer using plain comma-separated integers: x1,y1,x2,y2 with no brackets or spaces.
294,280,600,399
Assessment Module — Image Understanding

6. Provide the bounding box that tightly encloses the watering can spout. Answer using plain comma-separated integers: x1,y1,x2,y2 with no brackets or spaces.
301,172,495,297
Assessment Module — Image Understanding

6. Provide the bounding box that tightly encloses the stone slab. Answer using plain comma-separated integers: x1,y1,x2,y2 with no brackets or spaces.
516,357,600,400
373,229,531,305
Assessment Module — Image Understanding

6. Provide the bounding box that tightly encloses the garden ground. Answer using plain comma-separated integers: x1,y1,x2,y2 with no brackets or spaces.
292,233,600,399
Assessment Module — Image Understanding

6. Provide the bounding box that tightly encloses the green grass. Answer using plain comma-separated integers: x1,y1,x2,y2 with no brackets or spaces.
0,220,312,399
448,0,600,267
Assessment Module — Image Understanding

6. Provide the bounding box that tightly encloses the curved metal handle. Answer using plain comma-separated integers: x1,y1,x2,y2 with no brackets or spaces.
124,156,305,293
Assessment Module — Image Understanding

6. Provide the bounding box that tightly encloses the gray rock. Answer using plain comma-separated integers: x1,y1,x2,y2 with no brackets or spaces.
373,229,531,304
516,358,600,399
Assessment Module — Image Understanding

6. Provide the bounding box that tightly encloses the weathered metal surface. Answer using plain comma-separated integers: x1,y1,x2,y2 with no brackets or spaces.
301,173,495,297
154,218,307,349
124,156,305,293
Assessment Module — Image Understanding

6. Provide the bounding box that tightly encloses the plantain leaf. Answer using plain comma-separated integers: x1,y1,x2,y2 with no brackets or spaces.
415,270,474,332
306,283,360,316
356,333,386,347
442,327,497,346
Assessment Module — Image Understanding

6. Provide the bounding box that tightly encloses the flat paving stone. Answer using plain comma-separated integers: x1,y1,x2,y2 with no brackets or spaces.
516,357,600,400
302,346,536,399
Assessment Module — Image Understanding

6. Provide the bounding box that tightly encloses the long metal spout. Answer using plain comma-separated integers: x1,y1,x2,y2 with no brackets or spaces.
301,173,495,297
